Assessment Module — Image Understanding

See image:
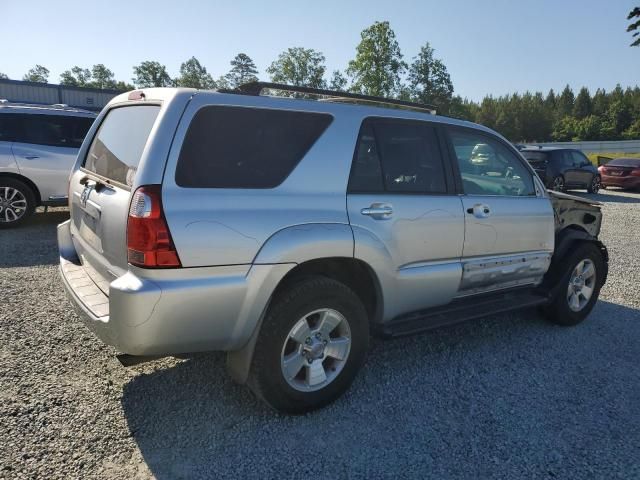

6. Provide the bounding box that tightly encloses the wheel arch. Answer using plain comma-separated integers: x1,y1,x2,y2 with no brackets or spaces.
0,172,42,205
227,256,383,384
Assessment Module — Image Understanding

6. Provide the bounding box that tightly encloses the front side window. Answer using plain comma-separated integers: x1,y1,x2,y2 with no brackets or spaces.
176,106,333,189
570,151,589,167
348,119,447,194
0,113,19,142
449,129,535,196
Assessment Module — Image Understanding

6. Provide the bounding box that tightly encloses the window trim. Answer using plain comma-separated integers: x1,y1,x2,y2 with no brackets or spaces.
442,124,539,198
347,116,456,196
174,104,334,190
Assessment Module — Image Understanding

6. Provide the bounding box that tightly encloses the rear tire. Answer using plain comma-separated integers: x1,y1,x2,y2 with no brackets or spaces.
248,276,369,413
587,175,600,194
542,243,605,326
0,178,36,228
550,175,565,192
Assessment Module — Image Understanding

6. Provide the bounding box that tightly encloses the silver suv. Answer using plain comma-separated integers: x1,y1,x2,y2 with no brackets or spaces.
0,101,96,227
58,83,608,413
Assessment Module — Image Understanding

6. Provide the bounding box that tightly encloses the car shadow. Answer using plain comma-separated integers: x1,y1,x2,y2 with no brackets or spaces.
0,209,68,268
120,300,640,479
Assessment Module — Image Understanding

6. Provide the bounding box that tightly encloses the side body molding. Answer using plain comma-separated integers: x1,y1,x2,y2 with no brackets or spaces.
253,223,354,264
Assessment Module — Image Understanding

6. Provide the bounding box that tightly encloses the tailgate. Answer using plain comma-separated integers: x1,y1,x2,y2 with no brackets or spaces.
68,104,161,294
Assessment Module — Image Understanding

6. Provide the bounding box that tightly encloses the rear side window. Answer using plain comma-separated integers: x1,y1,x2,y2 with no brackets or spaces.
0,113,19,142
522,151,549,162
84,105,160,187
16,114,93,148
176,106,333,188
348,118,447,194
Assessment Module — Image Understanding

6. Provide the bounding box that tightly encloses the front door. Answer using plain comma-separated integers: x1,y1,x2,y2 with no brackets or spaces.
347,118,465,319
445,126,555,296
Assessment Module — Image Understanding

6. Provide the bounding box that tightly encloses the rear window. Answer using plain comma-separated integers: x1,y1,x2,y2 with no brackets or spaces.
522,151,549,162
608,158,640,167
83,105,160,187
176,106,333,189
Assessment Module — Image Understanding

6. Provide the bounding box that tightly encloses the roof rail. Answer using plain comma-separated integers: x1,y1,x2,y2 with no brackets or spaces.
225,81,437,115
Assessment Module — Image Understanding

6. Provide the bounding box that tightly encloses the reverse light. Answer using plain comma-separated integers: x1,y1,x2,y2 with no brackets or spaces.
127,185,181,268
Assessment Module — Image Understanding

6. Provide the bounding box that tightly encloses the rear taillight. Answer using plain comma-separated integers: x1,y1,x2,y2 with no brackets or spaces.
631,169,640,177
127,185,181,268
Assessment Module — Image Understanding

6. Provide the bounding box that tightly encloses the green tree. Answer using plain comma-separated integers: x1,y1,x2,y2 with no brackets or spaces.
407,43,453,113
544,89,556,111
346,21,406,97
0,72,8,79
627,6,640,46
88,64,116,89
573,87,592,119
329,70,348,91
552,116,578,141
622,118,640,138
223,53,259,88
557,85,575,117
267,47,327,88
60,66,92,86
132,61,173,87
476,96,499,130
448,95,477,121
592,88,609,116
175,57,216,89
23,65,49,83
114,80,135,91
574,115,602,140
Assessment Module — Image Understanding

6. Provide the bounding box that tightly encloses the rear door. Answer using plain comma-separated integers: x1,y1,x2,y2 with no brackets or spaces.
444,126,554,295
12,113,94,201
68,104,161,293
347,118,465,316
0,113,18,171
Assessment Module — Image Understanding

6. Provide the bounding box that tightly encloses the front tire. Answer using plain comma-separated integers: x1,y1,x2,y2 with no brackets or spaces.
542,243,605,326
587,175,600,194
0,178,36,228
248,276,369,413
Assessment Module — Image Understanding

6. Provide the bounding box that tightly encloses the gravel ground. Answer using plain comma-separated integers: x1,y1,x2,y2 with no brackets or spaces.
1,191,639,480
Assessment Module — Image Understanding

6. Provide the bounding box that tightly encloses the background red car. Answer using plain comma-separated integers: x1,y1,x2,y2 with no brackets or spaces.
599,158,640,191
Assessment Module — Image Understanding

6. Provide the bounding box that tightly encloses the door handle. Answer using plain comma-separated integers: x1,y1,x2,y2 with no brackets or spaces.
361,203,393,219
24,155,39,160
466,203,491,218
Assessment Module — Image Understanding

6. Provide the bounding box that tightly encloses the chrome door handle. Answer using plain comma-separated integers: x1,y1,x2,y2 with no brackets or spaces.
24,155,39,160
361,203,393,219
466,203,491,218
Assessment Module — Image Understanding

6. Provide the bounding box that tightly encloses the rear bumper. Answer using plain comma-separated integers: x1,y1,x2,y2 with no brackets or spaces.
601,175,640,189
57,220,294,356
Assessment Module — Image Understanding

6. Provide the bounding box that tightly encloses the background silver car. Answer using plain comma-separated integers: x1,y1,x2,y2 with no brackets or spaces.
0,101,95,227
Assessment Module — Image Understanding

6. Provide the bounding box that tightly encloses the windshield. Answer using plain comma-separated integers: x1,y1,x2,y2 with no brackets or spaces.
608,158,640,167
83,105,160,187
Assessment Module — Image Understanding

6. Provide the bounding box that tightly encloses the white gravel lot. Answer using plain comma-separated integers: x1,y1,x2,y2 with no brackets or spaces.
1,190,639,479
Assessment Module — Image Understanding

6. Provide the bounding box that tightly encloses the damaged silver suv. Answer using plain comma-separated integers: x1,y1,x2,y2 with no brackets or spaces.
58,83,608,413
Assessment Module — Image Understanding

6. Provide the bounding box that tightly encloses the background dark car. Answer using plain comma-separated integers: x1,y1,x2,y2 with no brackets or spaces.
598,157,640,191
521,147,600,193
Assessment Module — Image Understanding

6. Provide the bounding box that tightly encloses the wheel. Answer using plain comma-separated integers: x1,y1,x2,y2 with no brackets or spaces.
0,178,36,228
550,175,565,192
542,243,605,326
587,175,600,194
248,276,369,413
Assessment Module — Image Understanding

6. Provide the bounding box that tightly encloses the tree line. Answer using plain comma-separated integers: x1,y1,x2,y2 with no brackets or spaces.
2,19,638,142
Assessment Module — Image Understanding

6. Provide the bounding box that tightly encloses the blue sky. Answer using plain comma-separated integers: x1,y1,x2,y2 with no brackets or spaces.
2,0,639,100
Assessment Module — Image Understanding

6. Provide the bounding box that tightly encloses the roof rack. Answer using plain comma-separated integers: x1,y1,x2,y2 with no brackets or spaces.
225,82,437,115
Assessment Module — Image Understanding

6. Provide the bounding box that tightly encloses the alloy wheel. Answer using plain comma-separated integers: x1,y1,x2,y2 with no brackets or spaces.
0,187,28,224
553,177,564,191
591,176,600,193
567,259,597,312
280,308,352,392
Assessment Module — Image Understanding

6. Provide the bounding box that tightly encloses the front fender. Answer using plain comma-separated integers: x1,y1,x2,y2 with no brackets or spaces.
252,223,354,264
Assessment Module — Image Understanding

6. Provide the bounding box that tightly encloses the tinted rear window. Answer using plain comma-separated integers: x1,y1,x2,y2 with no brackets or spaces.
522,151,549,162
176,106,332,188
84,105,160,187
609,158,640,167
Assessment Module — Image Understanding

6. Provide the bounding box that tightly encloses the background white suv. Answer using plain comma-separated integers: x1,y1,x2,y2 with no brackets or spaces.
0,101,95,227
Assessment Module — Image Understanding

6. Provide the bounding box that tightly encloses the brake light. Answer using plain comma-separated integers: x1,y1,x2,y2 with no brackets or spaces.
127,185,181,268
631,169,640,177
